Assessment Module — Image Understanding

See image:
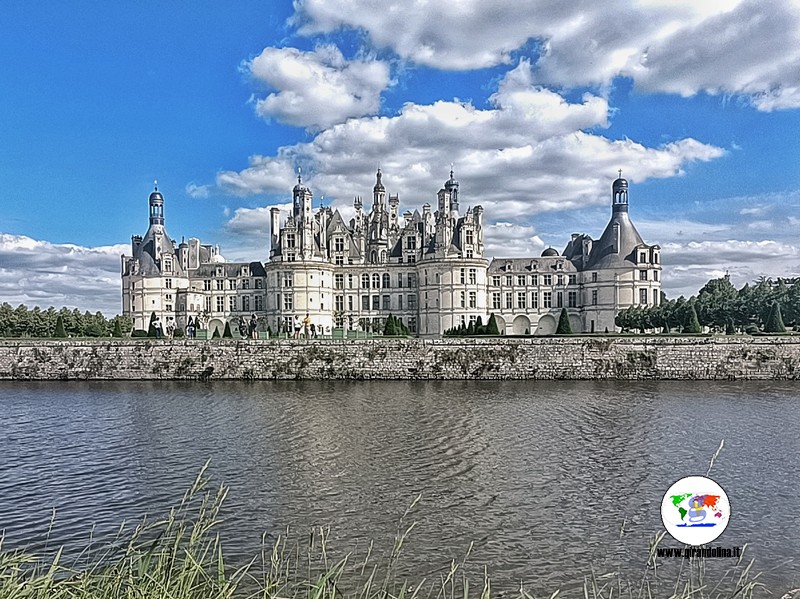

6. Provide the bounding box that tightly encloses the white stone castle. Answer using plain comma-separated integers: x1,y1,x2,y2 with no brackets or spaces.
121,169,661,336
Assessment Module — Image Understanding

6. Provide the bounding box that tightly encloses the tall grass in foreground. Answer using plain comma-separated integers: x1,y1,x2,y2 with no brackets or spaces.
0,461,796,599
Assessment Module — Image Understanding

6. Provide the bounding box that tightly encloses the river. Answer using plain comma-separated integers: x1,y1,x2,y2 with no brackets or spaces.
0,380,798,595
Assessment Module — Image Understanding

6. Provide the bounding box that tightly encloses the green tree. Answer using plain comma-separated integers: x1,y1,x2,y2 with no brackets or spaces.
147,312,158,338
764,302,787,333
486,314,500,335
475,315,484,335
54,314,67,338
696,275,738,330
725,317,735,335
556,308,572,334
384,314,398,336
466,319,475,335
211,327,221,339
683,304,702,334
223,321,233,338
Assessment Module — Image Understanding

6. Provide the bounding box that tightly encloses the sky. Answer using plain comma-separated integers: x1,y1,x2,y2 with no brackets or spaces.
2,0,800,316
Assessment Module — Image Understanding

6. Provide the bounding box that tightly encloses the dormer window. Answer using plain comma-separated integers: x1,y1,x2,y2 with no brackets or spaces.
639,251,647,263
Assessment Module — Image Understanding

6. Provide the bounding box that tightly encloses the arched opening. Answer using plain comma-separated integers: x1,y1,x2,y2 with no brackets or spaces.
512,315,530,335
535,314,557,335
569,314,583,333
493,314,507,335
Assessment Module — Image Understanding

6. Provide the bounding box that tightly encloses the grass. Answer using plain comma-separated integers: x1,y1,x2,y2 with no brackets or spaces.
0,461,796,599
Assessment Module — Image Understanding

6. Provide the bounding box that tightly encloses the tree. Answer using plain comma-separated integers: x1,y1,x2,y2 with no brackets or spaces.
696,275,737,330
54,314,67,338
223,321,233,338
725,317,735,335
684,304,702,334
147,312,158,338
764,302,787,333
475,316,484,335
384,314,398,336
556,308,572,334
211,327,221,339
466,320,475,335
486,314,500,335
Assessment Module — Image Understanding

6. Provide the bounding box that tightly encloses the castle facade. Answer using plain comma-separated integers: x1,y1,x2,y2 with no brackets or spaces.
121,170,661,336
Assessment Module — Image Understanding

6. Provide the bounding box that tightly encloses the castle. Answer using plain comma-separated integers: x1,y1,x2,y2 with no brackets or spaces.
121,169,661,336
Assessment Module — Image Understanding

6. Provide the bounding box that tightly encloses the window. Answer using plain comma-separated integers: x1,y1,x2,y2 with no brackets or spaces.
492,276,501,287
165,278,172,289
164,259,172,272
639,252,647,263
557,275,564,286
517,291,526,309
335,256,344,266
362,274,370,288
361,295,370,310
654,253,660,264
505,276,512,286
543,292,552,308
469,269,477,285
165,304,172,312
242,279,250,290
639,270,648,281
334,237,344,252
568,274,576,285
556,292,563,308
373,273,380,288
531,292,539,308
505,292,513,309
640,288,648,305
242,296,250,311
398,295,403,310
382,295,390,310
286,252,296,262
286,234,296,248
408,273,417,287
397,273,404,288
460,291,466,308
492,292,501,310
255,296,263,311
283,294,293,311
255,279,263,289
229,296,236,311
216,280,224,290
335,295,344,311
568,291,577,308
406,236,416,250
592,272,598,283
465,229,473,245
653,289,659,305
205,297,212,312
335,274,344,289
407,255,416,263
204,280,211,291
348,296,353,311
282,273,293,287
408,317,417,333
372,295,380,310
460,268,465,284
531,274,538,286
592,289,598,305
543,274,552,286
215,296,224,312
382,273,390,288
408,295,416,309
517,275,526,286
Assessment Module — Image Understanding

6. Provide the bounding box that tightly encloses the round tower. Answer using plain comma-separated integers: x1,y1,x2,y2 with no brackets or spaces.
612,170,628,213
149,180,164,226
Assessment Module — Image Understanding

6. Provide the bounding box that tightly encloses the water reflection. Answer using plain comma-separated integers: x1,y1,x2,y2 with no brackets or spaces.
0,380,798,592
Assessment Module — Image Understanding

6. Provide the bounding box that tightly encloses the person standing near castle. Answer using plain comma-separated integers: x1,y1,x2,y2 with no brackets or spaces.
249,314,258,339
293,315,301,339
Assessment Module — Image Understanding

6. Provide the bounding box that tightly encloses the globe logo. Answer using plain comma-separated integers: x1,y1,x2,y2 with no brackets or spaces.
661,475,731,545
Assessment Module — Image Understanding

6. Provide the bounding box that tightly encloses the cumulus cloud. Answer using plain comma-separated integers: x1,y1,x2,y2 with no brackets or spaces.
292,0,800,110
0,234,127,316
483,222,546,257
245,45,390,129
185,182,211,199
218,60,724,216
661,239,800,298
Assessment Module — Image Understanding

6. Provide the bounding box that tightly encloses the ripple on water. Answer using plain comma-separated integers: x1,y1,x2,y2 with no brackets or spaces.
0,380,799,592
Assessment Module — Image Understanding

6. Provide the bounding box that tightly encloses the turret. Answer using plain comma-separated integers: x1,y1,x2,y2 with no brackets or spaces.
373,168,386,212
612,170,628,213
445,167,459,217
149,181,164,227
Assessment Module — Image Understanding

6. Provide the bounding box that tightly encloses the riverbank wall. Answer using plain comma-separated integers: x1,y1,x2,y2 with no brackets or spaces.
2,336,800,380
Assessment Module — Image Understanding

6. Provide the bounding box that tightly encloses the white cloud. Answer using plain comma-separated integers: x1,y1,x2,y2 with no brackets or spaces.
483,222,546,258
246,45,390,129
292,0,800,110
218,60,724,216
661,239,800,298
0,234,127,316
185,182,211,198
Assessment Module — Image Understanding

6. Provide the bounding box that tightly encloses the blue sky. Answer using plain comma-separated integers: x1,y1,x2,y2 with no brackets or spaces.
3,0,800,315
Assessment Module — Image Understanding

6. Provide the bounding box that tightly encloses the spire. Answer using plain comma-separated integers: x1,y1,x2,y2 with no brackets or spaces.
154,179,158,191
612,169,628,211
148,181,164,226
374,167,384,191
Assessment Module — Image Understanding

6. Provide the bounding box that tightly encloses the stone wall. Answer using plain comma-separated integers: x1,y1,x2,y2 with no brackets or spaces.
2,337,800,380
